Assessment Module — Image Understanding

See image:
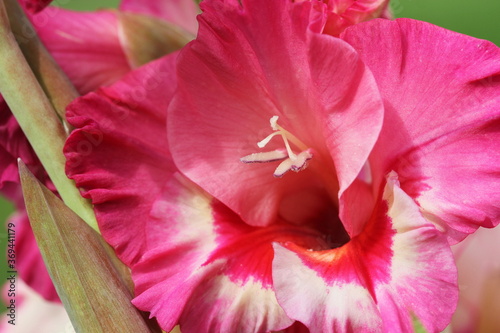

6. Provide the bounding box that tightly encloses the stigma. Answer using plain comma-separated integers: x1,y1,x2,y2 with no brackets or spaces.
240,116,313,177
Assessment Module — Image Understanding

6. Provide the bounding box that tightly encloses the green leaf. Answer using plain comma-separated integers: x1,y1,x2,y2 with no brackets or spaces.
19,161,161,333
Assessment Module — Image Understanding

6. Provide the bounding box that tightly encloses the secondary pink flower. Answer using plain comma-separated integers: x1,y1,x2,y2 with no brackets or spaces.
61,0,500,332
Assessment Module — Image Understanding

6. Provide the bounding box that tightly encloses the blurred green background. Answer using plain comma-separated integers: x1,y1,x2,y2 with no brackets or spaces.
0,0,498,316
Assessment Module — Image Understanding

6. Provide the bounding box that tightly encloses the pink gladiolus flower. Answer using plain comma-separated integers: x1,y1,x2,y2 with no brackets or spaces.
0,0,198,302
63,0,499,332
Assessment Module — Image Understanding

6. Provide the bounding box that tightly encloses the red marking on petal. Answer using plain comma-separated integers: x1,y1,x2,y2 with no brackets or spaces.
206,201,329,288
288,199,394,302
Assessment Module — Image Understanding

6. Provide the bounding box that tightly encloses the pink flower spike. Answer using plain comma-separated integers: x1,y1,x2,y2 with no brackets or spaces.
272,172,458,333
341,18,500,243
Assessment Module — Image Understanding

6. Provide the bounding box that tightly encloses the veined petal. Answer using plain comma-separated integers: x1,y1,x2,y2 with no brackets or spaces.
273,173,457,333
119,0,200,35
32,8,131,94
341,18,500,243
168,0,383,228
64,54,178,265
132,175,311,332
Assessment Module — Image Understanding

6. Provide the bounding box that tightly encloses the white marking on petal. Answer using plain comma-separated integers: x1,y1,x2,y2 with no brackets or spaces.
272,244,383,333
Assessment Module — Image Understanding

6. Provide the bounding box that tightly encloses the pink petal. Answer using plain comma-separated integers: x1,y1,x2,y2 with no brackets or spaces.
32,8,131,94
64,54,178,265
119,0,200,35
168,0,383,228
341,18,500,243
272,173,457,333
132,175,309,332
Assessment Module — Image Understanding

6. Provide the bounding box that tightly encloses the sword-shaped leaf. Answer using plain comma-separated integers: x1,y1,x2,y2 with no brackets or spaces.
19,160,160,333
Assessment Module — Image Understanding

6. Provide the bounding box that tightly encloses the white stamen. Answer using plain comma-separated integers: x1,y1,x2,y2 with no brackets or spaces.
240,149,288,163
273,149,313,177
274,158,294,177
241,115,313,177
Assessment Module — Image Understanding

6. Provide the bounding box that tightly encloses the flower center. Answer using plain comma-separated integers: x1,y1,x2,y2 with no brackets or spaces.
240,116,314,177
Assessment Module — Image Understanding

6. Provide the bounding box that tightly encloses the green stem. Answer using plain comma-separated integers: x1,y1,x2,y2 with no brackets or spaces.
0,1,98,232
